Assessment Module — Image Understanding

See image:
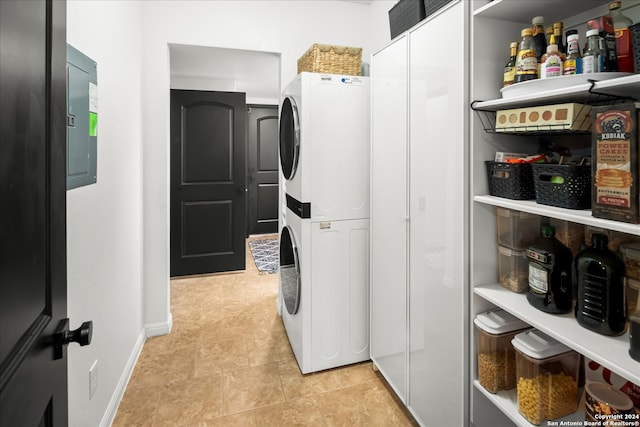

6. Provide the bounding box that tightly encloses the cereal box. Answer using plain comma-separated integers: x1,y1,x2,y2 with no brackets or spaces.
591,102,640,223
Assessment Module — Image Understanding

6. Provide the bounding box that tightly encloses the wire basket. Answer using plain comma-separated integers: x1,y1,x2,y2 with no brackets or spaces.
531,163,591,209
485,161,536,200
297,44,362,76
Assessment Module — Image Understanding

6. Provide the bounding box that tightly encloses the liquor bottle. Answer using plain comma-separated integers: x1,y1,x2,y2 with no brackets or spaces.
563,33,583,75
609,0,634,72
576,233,627,336
532,16,548,62
553,22,566,58
526,224,574,314
540,36,563,78
583,29,605,73
503,42,518,87
514,28,538,83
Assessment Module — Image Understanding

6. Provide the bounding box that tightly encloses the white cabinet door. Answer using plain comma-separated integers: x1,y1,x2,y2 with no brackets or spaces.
407,2,467,425
370,34,409,403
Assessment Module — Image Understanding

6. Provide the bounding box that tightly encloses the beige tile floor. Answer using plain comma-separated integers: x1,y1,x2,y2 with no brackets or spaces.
113,236,417,427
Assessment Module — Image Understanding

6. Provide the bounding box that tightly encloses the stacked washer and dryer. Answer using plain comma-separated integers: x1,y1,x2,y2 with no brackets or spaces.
278,72,370,374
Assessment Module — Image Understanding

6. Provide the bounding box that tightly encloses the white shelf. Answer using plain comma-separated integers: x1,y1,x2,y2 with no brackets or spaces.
473,380,586,427
474,195,640,237
473,0,607,23
474,284,640,386
473,74,640,111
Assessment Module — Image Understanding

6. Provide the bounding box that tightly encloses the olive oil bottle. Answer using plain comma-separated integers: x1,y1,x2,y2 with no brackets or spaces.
526,224,574,314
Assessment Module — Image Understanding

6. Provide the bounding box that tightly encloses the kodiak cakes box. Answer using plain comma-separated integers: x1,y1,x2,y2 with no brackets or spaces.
592,102,640,223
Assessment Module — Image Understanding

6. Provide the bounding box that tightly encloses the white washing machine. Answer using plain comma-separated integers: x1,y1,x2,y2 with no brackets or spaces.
279,207,370,374
279,72,370,222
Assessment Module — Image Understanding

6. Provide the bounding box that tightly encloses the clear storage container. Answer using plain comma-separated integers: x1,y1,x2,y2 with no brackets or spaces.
512,329,580,425
474,309,531,393
498,245,529,293
620,242,640,280
549,218,584,256
496,207,540,250
584,226,638,252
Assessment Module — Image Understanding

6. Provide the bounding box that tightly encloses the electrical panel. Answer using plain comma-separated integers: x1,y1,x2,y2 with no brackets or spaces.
67,44,97,190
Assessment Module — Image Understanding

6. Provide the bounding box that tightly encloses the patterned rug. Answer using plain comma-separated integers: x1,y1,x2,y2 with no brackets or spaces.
248,238,279,274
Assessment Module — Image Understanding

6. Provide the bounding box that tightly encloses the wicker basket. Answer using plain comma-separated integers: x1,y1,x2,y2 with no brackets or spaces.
297,44,362,76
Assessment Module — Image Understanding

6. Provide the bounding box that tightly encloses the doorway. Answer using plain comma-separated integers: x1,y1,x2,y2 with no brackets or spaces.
168,45,280,276
170,89,247,276
247,104,279,235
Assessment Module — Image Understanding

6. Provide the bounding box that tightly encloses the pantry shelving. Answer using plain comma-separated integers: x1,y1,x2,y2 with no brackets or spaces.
470,0,640,426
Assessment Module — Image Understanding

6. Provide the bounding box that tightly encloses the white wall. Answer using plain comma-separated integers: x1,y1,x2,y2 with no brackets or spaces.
65,1,396,424
140,0,396,337
66,1,145,425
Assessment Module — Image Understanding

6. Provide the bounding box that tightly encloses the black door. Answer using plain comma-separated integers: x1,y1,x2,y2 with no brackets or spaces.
247,105,279,235
170,90,247,276
0,0,70,424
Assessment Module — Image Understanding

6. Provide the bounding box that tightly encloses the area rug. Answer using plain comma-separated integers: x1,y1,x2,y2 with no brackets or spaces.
248,238,279,274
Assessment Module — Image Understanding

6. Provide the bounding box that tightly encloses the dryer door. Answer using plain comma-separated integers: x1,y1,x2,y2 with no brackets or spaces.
279,96,300,180
279,225,301,315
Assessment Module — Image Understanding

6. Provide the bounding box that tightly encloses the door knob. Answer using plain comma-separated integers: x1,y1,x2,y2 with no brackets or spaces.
54,319,93,360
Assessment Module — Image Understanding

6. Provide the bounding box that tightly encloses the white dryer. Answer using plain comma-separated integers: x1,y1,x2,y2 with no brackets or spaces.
279,72,370,222
279,207,370,374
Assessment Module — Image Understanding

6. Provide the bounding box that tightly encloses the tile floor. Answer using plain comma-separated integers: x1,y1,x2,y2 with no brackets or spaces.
113,236,417,427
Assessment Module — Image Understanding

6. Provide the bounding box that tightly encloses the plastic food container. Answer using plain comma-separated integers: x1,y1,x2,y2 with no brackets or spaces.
548,218,584,256
474,309,531,393
496,207,540,250
621,242,640,280
512,329,580,425
584,226,637,252
498,246,529,293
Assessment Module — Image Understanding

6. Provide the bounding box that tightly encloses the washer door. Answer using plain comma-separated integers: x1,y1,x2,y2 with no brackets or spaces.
279,96,300,180
279,225,301,315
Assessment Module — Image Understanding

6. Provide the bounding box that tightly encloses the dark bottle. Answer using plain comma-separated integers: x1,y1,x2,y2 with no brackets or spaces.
531,16,547,62
526,224,574,314
553,21,566,58
503,42,518,87
576,233,627,336
631,313,640,362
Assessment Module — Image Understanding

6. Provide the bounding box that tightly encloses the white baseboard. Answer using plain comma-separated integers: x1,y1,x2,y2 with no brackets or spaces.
98,314,173,427
145,312,173,337
99,329,146,427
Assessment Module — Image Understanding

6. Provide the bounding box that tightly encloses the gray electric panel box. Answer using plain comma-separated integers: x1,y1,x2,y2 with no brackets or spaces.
67,44,97,190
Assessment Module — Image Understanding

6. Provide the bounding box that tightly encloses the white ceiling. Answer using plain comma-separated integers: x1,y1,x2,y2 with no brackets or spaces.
169,44,281,102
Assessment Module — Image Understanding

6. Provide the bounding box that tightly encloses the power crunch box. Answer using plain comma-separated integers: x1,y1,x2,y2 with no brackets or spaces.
592,102,640,224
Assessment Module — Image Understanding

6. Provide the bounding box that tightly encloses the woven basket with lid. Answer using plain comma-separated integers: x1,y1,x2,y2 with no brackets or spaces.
297,44,362,76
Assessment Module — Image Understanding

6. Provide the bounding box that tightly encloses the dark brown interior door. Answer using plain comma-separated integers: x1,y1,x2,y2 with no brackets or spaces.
0,0,69,424
170,90,247,276
247,105,279,235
